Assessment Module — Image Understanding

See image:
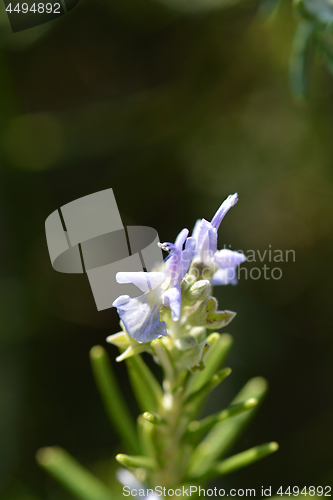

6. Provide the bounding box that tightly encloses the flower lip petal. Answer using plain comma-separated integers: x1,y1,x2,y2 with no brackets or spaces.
116,271,165,292
112,294,131,307
114,288,167,343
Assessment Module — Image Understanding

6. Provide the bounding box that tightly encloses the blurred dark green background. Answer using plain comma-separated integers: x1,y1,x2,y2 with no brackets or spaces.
0,0,333,498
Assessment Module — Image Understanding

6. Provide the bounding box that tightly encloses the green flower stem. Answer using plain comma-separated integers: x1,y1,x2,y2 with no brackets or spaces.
36,447,113,500
190,442,279,481
90,346,139,455
125,353,163,413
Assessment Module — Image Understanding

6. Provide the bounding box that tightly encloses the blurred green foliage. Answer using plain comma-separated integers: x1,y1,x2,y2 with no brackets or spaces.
0,0,333,498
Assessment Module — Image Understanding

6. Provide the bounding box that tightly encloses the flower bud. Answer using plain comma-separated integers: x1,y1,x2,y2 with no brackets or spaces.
183,280,211,306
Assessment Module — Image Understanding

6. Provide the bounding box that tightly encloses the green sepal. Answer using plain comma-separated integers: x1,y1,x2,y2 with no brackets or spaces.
107,329,152,362
173,335,209,371
187,296,236,330
187,377,268,476
185,333,233,396
36,447,113,500
89,346,139,455
106,331,130,349
116,344,151,362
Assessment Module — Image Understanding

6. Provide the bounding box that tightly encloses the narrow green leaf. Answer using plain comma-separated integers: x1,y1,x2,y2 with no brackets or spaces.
185,368,232,405
187,398,258,440
289,20,314,100
116,454,156,470
294,0,333,30
125,353,163,413
186,333,233,396
187,377,268,476
191,442,279,481
89,346,139,455
137,414,157,459
36,447,113,500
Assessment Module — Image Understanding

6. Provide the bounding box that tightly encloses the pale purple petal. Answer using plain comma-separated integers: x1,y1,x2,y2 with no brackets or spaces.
162,285,181,320
211,268,238,285
116,272,165,292
164,253,180,288
113,294,132,307
210,193,238,230
174,228,189,251
214,249,246,269
194,218,212,250
199,227,217,265
180,236,196,280
192,219,202,243
113,288,167,343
